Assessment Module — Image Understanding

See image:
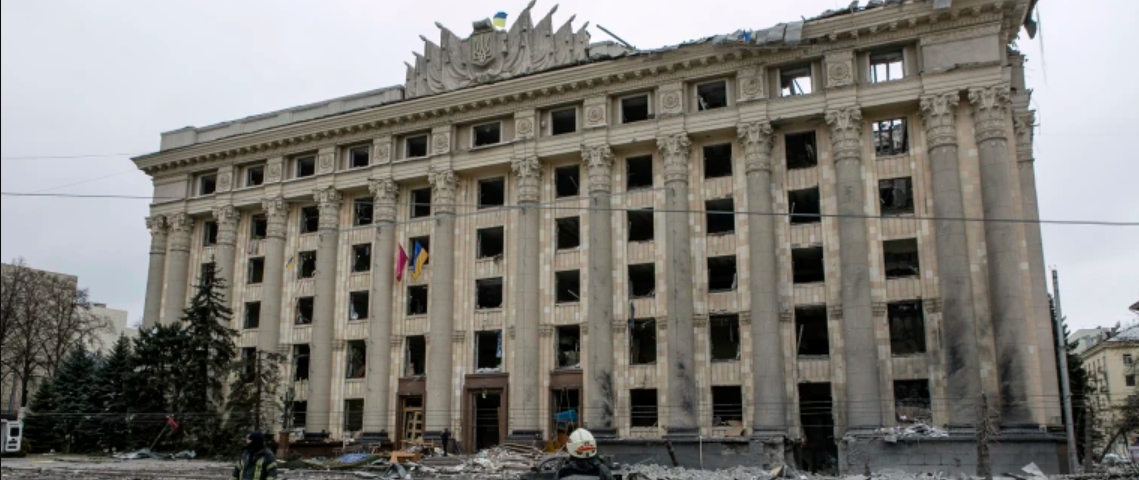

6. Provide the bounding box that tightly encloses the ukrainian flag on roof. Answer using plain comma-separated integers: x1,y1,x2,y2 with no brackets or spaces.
493,12,508,29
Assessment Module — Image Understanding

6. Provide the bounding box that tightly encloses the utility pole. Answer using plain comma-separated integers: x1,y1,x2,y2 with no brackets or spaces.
977,393,994,480
1052,269,1080,473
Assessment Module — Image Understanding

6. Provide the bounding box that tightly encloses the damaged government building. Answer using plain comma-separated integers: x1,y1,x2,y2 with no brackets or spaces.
132,0,1064,475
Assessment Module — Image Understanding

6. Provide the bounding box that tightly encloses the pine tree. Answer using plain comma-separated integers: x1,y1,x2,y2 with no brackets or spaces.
53,348,100,453
94,335,135,452
175,263,237,454
224,351,285,446
23,376,61,453
131,323,188,450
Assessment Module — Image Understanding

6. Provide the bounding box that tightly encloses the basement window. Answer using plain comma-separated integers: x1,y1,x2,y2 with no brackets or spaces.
293,345,311,381
629,320,658,365
557,326,582,369
708,256,738,293
354,198,373,226
296,297,314,326
883,239,920,279
251,215,268,240
630,390,659,428
346,341,367,379
626,155,654,190
406,135,429,159
350,292,370,321
555,166,580,197
475,331,503,372
295,156,316,178
556,217,581,250
246,165,265,187
703,144,733,179
710,315,741,362
410,188,432,218
795,306,830,357
198,174,217,196
786,132,819,170
477,227,505,259
712,386,744,425
880,178,915,216
476,278,504,310
889,301,927,356
298,251,317,279
697,81,729,111
873,119,909,157
792,247,826,284
247,258,265,284
894,380,932,423
627,209,655,242
479,178,506,209
473,122,502,148
628,264,656,299
622,95,651,124
349,146,371,169
244,302,261,330
551,108,578,136
407,286,429,316
405,336,426,376
203,221,219,246
706,198,736,235
788,188,822,225
352,244,372,273
870,49,905,84
344,400,365,433
301,207,320,234
556,270,581,304
780,64,814,97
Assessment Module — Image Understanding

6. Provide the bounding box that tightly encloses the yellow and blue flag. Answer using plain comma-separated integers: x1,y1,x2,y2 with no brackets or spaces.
493,12,508,30
285,256,296,271
411,241,430,281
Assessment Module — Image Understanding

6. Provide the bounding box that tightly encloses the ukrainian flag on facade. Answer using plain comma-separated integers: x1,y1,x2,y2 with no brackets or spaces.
493,12,508,30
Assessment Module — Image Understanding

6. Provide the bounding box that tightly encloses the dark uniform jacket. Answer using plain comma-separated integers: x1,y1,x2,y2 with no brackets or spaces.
231,448,278,480
557,457,614,480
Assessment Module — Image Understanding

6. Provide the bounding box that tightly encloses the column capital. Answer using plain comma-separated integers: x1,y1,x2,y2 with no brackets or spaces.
428,167,458,215
168,213,193,252
968,84,1012,143
825,107,864,165
146,216,169,254
539,325,555,337
511,156,542,204
920,92,961,150
657,133,692,184
212,205,240,246
581,144,614,194
737,121,775,174
313,187,342,232
1013,110,1036,164
693,315,710,328
779,311,794,324
739,312,752,326
262,196,289,239
368,177,400,223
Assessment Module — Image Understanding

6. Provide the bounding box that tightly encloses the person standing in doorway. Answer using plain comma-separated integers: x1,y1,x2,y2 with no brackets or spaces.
440,428,452,457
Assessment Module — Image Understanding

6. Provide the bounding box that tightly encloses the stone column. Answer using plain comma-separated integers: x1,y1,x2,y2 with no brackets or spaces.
307,187,342,434
425,167,458,440
258,197,289,355
582,144,617,437
509,155,543,441
969,85,1035,428
738,121,787,437
658,133,699,437
212,205,240,309
143,216,169,330
162,213,193,325
825,107,883,433
920,93,983,429
364,178,398,438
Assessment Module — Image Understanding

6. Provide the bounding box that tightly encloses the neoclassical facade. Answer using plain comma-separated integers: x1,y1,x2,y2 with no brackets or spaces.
134,0,1063,473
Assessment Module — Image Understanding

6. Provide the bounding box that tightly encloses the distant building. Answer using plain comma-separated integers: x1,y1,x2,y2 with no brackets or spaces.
1072,328,1113,356
1079,324,1139,459
89,303,138,353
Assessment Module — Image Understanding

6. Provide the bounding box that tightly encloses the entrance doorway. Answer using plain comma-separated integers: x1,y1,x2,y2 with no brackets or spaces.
550,388,581,449
398,396,424,448
798,383,837,474
473,391,503,451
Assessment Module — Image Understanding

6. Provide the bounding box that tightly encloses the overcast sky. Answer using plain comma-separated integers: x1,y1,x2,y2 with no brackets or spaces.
1,0,1136,331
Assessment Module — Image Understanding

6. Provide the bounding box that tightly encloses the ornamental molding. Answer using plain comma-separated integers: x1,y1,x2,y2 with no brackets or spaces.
582,144,614,194
737,67,765,102
265,157,284,184
919,92,961,150
539,325,555,337
779,311,794,324
825,108,864,165
262,195,290,239
968,84,1011,143
693,315,710,328
432,132,452,155
515,117,536,139
390,336,405,347
212,205,239,246
511,156,542,204
317,150,336,175
313,187,343,231
147,216,169,253
583,96,608,129
428,167,459,214
738,121,775,174
453,331,467,343
216,171,233,193
507,326,516,339
1013,110,1036,163
368,177,400,223
658,82,684,117
921,22,1002,46
824,50,855,89
657,134,692,184
373,138,393,164
739,312,752,326
168,212,194,253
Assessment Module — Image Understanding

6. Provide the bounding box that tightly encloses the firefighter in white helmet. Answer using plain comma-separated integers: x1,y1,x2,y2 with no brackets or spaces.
558,429,614,480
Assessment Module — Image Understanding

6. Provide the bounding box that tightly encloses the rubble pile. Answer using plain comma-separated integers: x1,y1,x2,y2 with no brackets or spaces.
626,465,777,480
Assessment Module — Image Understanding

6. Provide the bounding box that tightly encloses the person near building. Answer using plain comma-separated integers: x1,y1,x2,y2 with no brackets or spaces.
558,429,614,480
440,428,452,457
231,432,278,480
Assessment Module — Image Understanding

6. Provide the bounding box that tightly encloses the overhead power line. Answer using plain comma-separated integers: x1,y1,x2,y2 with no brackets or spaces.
0,152,146,161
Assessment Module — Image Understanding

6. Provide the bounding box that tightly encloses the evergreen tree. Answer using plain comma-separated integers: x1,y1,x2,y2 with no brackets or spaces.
224,351,285,446
94,335,135,452
131,323,188,449
53,348,100,453
23,376,61,453
175,263,237,454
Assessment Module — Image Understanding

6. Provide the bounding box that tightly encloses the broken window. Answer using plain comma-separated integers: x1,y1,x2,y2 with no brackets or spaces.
248,258,265,284
703,144,733,179
708,256,738,293
780,64,814,97
627,209,655,242
556,217,581,250
298,251,317,279
697,81,729,111
626,155,654,190
241,347,257,381
406,135,429,159
889,301,927,356
879,178,915,216
294,344,311,381
870,49,905,84
712,386,744,425
295,156,316,178
792,247,826,284
476,278,504,310
556,326,582,369
291,401,308,428
251,215,268,240
477,227,505,259
873,119,909,157
475,330,504,372
349,146,370,169
350,291,370,321
354,198,373,226
788,188,822,225
405,336,427,376
630,389,659,428
407,286,429,316
203,221,219,246
556,270,581,304
628,264,656,299
347,341,367,379
551,108,577,136
629,319,658,365
555,166,580,197
244,302,261,330
410,188,432,218
352,244,371,273
198,174,217,196
479,178,506,209
622,95,651,124
344,399,365,432
786,132,819,170
795,306,830,357
296,297,314,326
883,239,920,279
798,383,837,473
246,165,265,187
706,198,736,235
473,122,502,148
894,380,932,423
710,315,741,362
301,207,320,234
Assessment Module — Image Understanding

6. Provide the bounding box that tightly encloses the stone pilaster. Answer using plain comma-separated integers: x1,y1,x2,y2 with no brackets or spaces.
258,197,289,355
211,204,240,310
162,213,193,325
969,85,1035,428
425,167,458,438
582,144,616,437
920,92,983,430
738,121,787,439
143,216,169,329
825,107,883,433
510,155,543,440
307,187,342,434
364,178,398,439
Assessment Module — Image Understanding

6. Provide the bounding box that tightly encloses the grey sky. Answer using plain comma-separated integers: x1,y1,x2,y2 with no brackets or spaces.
1,0,1135,331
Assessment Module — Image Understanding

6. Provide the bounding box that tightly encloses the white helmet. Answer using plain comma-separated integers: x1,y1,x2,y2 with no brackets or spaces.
567,429,598,459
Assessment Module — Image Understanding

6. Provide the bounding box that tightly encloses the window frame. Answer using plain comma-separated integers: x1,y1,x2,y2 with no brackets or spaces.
247,257,265,285
869,49,906,84
879,177,916,216
348,146,371,169
780,64,814,97
349,291,370,321
244,302,262,330
405,134,430,159
695,80,729,111
471,121,504,149
873,118,910,157
294,155,317,179
250,215,268,240
702,143,734,179
550,107,578,136
620,93,653,124
555,165,581,198
197,173,218,197
245,164,266,188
